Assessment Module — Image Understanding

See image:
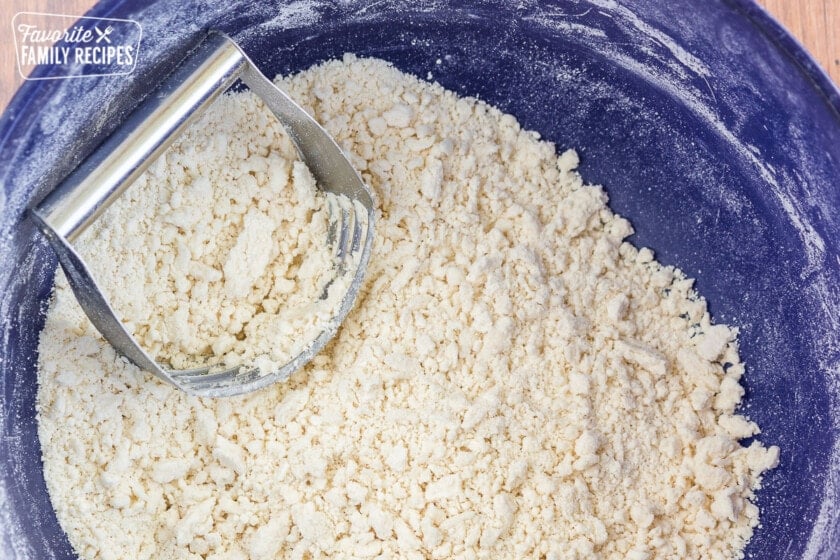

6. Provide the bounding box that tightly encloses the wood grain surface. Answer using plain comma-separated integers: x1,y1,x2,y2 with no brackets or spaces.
0,0,838,113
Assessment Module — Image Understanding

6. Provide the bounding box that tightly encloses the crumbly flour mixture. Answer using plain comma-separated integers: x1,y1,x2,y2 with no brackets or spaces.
75,91,345,372
37,55,778,560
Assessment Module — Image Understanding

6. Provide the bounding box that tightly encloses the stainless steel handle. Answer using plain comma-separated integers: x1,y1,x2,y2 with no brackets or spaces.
33,31,245,241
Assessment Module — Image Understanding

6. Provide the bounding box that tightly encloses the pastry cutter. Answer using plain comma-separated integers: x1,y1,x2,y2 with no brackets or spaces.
30,31,375,398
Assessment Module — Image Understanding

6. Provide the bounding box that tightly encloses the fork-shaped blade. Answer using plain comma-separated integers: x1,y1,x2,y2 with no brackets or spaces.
31,31,375,398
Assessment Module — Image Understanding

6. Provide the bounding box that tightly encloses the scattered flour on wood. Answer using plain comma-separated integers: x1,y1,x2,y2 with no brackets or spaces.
37,55,778,560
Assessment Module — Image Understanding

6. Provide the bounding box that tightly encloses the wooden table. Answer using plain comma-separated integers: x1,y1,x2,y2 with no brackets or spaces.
1,1,838,112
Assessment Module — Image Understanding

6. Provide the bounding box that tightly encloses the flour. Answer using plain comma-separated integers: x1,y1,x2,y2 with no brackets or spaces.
79,93,341,371
37,55,778,559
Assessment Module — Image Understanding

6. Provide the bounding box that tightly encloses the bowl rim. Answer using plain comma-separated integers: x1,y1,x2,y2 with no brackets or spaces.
1,0,839,162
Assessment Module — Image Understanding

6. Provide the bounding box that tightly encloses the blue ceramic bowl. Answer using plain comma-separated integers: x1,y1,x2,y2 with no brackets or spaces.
1,1,838,558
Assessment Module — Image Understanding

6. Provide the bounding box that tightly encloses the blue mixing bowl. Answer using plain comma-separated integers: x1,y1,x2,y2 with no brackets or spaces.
1,1,838,558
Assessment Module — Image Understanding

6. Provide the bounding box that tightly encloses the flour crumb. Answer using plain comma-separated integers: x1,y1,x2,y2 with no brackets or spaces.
37,56,778,560
78,91,340,373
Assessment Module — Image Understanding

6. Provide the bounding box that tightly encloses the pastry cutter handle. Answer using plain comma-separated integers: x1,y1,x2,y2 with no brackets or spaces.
33,31,245,241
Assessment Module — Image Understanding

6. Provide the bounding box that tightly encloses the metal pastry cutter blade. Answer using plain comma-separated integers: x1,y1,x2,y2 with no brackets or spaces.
31,31,375,398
